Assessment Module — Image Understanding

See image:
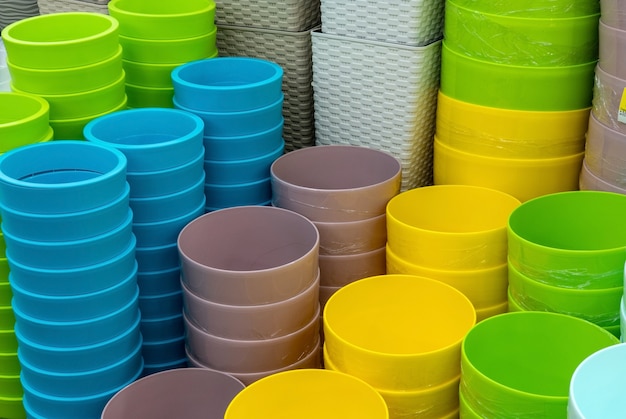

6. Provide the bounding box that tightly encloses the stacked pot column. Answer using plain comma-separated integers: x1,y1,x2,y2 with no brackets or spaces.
507,191,626,339
0,141,142,418
172,57,285,212
386,185,521,323
84,108,206,376
312,0,444,191
108,0,217,109
435,0,600,202
178,206,321,385
0,92,53,418
323,274,476,419
270,145,401,323
580,0,626,193
1,12,127,140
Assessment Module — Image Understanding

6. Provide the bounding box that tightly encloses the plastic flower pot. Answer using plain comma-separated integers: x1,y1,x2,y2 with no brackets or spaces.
185,337,322,386
203,178,273,211
0,184,131,243
224,369,389,419
22,365,141,419
600,0,626,29
132,200,204,247
591,65,626,135
174,93,284,137
118,29,217,64
135,242,180,272
178,206,319,305
203,143,284,185
101,367,245,419
10,265,138,322
435,91,589,159
0,140,127,214
460,311,618,418
599,20,626,79
0,92,50,153
107,0,216,40
13,291,140,347
317,246,386,288
84,107,204,173
324,347,461,419
49,96,127,140
11,71,126,120
584,112,626,187
1,13,120,69
386,245,508,310
440,41,596,111
203,119,284,161
184,304,320,373
123,150,204,198
141,358,188,376
182,270,320,340
135,267,181,297
386,184,520,269
569,343,626,419
579,160,626,194
7,237,137,297
323,274,476,391
433,137,584,202
444,0,599,66
313,213,387,256
139,313,184,343
7,46,123,95
3,211,134,269
140,335,186,366
138,289,183,320
125,84,174,109
449,0,599,17
507,191,626,289
171,57,283,112
15,313,141,372
18,340,143,397
271,145,402,222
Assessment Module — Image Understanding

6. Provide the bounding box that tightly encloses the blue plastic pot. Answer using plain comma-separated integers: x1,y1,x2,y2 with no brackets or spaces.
135,243,180,272
171,57,283,112
10,264,138,322
7,237,137,296
137,290,183,319
204,178,272,209
140,313,184,343
13,291,140,347
15,313,141,372
203,119,284,161
129,174,205,223
140,358,188,377
173,93,284,137
141,336,186,366
204,142,284,185
0,141,128,214
124,150,204,198
4,210,134,269
132,200,204,247
0,184,131,242
22,364,142,419
84,107,204,172
19,340,143,398
135,266,182,297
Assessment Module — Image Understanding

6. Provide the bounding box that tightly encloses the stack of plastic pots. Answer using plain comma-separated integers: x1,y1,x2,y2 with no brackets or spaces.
0,92,53,152
386,185,521,322
435,0,600,202
102,368,245,418
507,191,626,339
108,0,217,109
1,12,127,140
580,0,626,194
84,108,206,376
178,206,321,385
0,141,143,418
460,311,618,417
568,343,626,418
225,369,389,418
0,38,9,92
270,145,401,316
323,274,476,418
172,57,285,211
